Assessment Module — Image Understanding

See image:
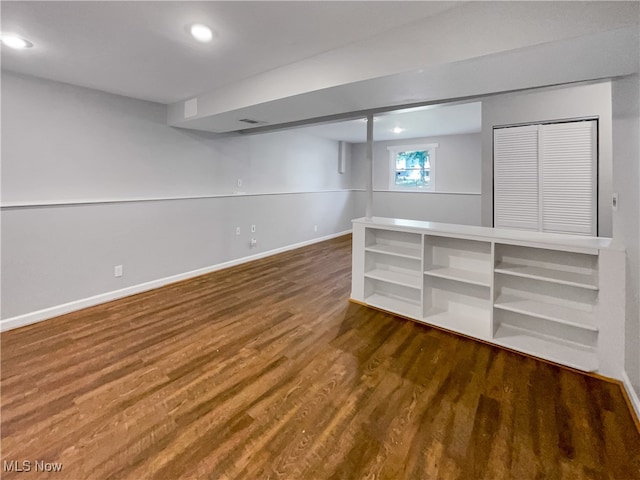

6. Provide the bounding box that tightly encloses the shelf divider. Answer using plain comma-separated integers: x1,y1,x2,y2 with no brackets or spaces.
365,269,421,289
494,262,598,290
365,244,421,260
494,294,597,332
424,266,491,287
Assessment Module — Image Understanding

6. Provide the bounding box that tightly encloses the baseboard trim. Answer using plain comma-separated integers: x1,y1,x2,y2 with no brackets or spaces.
622,371,640,431
1,230,351,332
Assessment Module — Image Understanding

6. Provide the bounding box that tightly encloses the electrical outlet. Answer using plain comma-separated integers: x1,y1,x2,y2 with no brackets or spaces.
235,227,241,235
314,225,318,232
251,225,256,233
114,265,123,277
237,178,243,188
250,238,257,248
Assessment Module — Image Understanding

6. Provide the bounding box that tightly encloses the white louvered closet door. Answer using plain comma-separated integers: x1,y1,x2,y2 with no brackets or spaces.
493,125,540,230
540,121,597,235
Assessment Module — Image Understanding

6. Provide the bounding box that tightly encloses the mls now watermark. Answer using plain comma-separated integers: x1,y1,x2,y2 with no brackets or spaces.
4,460,63,473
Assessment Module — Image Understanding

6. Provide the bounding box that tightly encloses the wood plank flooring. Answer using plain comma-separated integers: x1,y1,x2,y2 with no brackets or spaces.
2,234,639,479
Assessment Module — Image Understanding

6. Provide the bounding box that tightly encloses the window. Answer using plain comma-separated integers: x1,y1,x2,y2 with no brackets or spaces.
493,120,597,236
388,144,438,191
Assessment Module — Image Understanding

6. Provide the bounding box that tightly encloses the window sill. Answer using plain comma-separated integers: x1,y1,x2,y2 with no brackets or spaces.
375,189,481,195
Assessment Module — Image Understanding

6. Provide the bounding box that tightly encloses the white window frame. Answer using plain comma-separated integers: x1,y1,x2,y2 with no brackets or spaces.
387,143,438,192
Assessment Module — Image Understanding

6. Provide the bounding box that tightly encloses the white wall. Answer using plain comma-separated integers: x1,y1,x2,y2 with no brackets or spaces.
350,133,482,225
1,72,355,323
612,75,640,400
357,191,481,226
2,73,352,203
1,192,352,320
481,81,613,237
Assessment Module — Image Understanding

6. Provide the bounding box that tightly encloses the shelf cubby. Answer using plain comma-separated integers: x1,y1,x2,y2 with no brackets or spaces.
493,310,598,372
364,269,421,289
494,294,597,331
493,308,597,348
423,276,491,339
364,278,422,319
494,244,598,290
364,251,421,289
365,228,422,260
424,236,492,287
493,275,597,332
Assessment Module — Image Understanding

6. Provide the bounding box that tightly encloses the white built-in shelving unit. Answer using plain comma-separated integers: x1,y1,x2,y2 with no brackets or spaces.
351,217,625,378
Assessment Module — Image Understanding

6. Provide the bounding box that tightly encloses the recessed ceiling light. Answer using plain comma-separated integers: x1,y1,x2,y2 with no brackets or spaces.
0,33,33,49
393,127,404,134
190,24,213,43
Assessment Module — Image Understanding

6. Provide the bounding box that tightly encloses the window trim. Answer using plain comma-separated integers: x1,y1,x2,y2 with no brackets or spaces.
387,143,438,192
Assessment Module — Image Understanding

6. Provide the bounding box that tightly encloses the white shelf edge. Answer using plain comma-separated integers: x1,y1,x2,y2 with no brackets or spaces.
493,295,598,332
424,266,491,288
494,264,598,291
364,269,422,289
493,323,598,372
365,245,422,260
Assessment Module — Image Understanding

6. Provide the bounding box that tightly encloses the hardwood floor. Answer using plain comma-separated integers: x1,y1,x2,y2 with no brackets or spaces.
2,234,639,479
